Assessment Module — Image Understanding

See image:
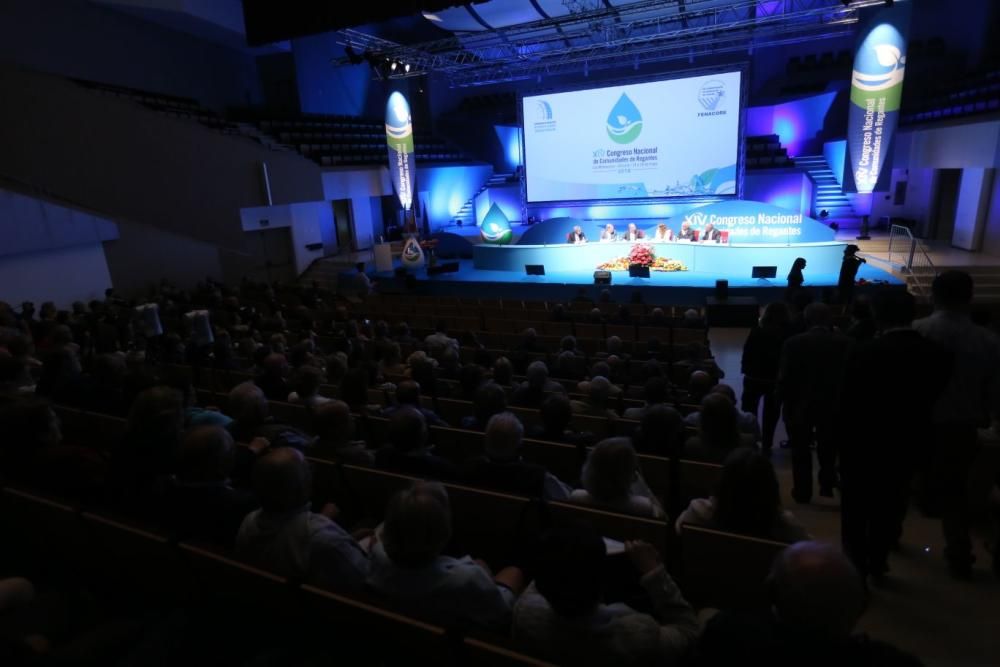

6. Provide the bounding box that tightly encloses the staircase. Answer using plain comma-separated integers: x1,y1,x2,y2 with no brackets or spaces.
453,172,512,226
907,265,1000,303
795,155,856,222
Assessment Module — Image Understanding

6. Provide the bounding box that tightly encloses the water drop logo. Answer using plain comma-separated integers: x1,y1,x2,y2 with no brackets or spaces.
536,100,553,122
479,203,513,245
606,93,643,144
850,23,907,111
385,92,414,152
400,236,425,268
698,80,726,111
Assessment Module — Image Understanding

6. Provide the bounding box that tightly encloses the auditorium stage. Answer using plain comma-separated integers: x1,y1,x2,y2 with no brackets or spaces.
371,257,902,304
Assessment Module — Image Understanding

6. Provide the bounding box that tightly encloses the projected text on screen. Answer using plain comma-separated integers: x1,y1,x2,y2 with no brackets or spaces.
522,71,742,203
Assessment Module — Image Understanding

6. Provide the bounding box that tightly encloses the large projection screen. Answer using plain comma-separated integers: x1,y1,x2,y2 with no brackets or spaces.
522,70,743,203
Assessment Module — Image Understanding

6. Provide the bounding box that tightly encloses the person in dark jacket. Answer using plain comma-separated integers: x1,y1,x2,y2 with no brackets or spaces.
837,245,866,304
376,406,458,481
741,302,791,453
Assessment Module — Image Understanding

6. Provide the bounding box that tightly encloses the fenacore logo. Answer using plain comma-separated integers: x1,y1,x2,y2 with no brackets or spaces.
697,80,727,117
606,93,643,144
532,99,556,133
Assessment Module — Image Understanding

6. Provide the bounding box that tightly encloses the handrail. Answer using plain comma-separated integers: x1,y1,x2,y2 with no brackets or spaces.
888,224,936,297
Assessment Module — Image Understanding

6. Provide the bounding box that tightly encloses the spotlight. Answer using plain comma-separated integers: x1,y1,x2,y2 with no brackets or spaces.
390,61,398,71
404,63,411,73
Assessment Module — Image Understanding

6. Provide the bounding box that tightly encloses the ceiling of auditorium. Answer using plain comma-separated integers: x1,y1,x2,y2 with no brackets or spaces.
329,0,889,87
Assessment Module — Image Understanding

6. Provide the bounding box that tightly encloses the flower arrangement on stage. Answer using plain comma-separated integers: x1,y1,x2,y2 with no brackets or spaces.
596,244,688,272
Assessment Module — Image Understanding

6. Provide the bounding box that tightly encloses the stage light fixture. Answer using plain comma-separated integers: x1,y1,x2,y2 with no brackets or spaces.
390,61,398,71
404,63,411,73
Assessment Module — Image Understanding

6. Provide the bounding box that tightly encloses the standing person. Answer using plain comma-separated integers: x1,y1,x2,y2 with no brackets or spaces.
839,289,951,581
913,271,1000,578
741,302,791,454
837,245,866,304
786,258,807,301
600,224,618,242
566,225,588,244
778,303,852,503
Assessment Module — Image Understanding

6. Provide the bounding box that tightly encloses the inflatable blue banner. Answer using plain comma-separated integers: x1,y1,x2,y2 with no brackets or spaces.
385,92,416,210
847,2,911,194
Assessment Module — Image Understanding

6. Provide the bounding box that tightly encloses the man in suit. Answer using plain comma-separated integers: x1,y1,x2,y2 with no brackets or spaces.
623,223,645,242
913,271,1000,578
839,290,951,580
778,303,853,503
566,226,587,244
676,221,696,241
701,223,722,242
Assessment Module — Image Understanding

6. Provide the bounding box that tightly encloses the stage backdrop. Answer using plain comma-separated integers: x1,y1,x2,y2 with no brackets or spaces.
522,70,741,202
516,200,835,245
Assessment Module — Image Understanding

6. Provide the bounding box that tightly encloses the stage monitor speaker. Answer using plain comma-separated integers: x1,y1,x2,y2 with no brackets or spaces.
427,262,460,276
594,270,612,285
525,264,545,276
628,264,650,278
715,279,729,301
752,266,778,279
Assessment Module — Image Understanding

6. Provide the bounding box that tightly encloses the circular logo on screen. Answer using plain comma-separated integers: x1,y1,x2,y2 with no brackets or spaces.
698,80,726,111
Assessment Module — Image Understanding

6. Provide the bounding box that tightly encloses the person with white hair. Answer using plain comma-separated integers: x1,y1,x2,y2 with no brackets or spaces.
367,481,526,629
236,448,369,592
569,437,665,518
463,412,573,499
570,376,619,419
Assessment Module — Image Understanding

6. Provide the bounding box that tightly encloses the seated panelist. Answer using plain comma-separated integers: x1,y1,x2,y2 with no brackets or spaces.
653,223,673,242
701,222,722,243
677,221,696,241
623,223,645,242
599,224,618,243
566,226,588,245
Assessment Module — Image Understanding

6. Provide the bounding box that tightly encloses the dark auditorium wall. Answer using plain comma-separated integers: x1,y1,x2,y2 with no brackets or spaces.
0,0,261,111
0,64,323,288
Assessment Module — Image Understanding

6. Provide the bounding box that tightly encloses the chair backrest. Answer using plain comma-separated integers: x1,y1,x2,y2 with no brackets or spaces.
547,500,670,557
679,523,789,609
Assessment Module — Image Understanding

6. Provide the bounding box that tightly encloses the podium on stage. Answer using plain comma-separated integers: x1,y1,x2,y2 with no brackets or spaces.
373,242,394,273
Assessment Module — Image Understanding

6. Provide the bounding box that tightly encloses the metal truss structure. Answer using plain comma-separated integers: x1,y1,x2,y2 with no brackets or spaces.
334,0,886,87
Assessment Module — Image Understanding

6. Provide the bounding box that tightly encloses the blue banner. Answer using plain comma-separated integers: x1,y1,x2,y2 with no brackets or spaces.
847,2,911,195
385,92,416,210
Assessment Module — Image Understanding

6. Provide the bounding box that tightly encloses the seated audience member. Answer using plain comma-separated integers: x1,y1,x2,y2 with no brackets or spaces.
382,379,448,427
571,376,619,420
313,400,375,466
0,398,106,498
160,426,258,547
111,386,185,491
406,351,441,397
684,394,755,463
698,542,920,666
634,404,684,458
676,447,809,543
338,367,380,415
237,448,369,591
685,384,761,443
286,365,331,407
464,412,573,499
34,325,82,403
491,356,514,388
376,342,406,381
161,368,232,429
512,360,565,408
686,370,717,404
570,438,665,518
424,322,459,360
458,363,487,398
528,393,593,446
78,353,129,416
0,349,34,395
679,309,706,329
376,406,459,480
553,350,584,380
254,353,289,401
624,376,670,420
461,381,507,431
513,521,698,665
367,481,526,629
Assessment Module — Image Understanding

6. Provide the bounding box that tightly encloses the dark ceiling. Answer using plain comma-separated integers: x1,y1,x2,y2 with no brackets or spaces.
241,0,475,46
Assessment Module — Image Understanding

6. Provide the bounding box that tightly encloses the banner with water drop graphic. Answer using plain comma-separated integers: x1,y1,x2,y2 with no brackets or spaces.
846,2,911,196
385,91,416,210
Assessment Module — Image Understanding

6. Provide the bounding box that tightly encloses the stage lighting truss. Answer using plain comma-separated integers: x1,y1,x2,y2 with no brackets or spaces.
333,0,886,87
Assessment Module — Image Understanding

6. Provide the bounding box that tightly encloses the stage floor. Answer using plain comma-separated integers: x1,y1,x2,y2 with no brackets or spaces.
372,259,903,303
